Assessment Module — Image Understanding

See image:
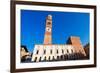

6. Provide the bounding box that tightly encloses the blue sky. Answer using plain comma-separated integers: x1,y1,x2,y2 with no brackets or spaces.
21,10,90,52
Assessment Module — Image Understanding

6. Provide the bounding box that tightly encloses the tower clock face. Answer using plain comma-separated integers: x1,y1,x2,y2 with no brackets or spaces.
46,27,51,32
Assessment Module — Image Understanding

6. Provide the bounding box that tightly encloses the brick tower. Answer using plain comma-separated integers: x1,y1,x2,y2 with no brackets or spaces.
44,15,52,44
67,36,86,56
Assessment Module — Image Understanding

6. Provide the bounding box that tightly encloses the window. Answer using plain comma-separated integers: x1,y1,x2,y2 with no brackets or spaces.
57,49,58,54
57,56,59,60
44,56,46,61
47,22,51,25
48,56,50,61
39,57,41,62
36,50,39,54
44,50,46,54
61,55,63,60
34,57,37,62
67,49,69,53
50,50,52,54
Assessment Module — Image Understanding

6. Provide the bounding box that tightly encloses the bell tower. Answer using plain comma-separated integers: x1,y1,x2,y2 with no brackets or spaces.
44,15,52,44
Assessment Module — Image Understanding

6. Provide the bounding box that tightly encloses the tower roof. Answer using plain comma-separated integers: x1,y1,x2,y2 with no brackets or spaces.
47,14,52,20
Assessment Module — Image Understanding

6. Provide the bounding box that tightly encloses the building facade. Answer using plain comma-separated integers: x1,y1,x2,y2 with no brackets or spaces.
21,46,31,62
31,15,86,62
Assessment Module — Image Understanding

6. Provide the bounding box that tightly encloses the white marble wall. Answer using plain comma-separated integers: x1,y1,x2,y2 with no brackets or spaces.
31,44,81,62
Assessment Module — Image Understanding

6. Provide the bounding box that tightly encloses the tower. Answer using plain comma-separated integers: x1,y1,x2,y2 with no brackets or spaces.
44,15,52,44
67,36,86,56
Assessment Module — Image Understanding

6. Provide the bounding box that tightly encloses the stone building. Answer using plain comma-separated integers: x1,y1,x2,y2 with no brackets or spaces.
31,15,86,62
21,46,31,62
84,43,89,59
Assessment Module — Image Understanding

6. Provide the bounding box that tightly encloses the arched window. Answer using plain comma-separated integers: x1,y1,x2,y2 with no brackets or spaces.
67,49,69,53
36,50,39,54
57,49,58,54
44,56,46,61
34,57,37,62
39,57,41,62
44,50,46,54
62,49,64,54
61,55,63,60
50,50,52,54
57,56,59,60
48,56,50,61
